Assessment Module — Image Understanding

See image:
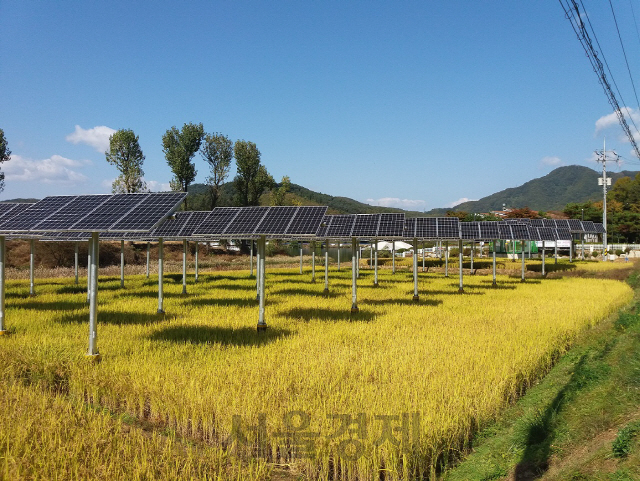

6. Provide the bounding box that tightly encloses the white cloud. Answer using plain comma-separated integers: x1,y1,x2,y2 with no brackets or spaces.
444,197,477,208
146,180,171,192
594,107,640,143
540,156,562,167
66,125,116,152
365,197,427,210
4,154,89,184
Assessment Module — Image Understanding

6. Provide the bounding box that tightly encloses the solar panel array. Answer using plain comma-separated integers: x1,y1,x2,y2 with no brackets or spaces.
0,193,186,233
192,206,328,237
403,217,460,239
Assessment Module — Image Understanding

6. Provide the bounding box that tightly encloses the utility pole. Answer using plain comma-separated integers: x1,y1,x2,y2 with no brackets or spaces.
594,138,618,262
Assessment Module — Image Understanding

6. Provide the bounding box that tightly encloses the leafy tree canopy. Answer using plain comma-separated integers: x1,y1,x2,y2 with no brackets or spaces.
0,128,11,193
233,140,274,206
200,132,233,209
162,123,205,207
105,129,147,193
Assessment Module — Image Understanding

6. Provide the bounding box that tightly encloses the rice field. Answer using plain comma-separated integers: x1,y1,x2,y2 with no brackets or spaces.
0,262,634,480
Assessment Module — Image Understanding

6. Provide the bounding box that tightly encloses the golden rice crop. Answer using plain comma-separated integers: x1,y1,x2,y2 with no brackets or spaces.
0,266,633,480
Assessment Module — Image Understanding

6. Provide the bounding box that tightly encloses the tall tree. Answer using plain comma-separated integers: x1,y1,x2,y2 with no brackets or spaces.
162,122,204,208
0,128,11,193
105,129,147,193
200,132,233,209
271,175,291,206
233,140,274,206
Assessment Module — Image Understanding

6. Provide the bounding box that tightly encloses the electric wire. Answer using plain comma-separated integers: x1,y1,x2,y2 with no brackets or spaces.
559,0,640,158
608,0,640,112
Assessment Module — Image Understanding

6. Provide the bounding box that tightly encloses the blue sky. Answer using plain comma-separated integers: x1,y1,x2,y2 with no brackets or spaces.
2,1,640,210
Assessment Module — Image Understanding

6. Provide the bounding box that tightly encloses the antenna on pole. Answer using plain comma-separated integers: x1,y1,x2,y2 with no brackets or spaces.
594,138,618,261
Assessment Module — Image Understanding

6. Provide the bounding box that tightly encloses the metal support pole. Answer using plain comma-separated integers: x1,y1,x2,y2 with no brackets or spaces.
182,239,187,295
311,245,316,283
554,242,558,265
74,242,79,285
392,241,396,274
29,239,35,296
195,241,199,283
87,232,100,359
445,241,449,277
250,241,254,277
324,240,329,295
374,240,379,287
569,240,573,263
351,237,358,312
492,239,497,286
542,240,546,277
413,237,419,301
581,234,585,260
0,236,6,335
257,236,267,331
299,245,303,274
356,247,360,278
86,237,92,304
120,239,125,288
470,241,474,273
458,240,464,293
422,241,425,272
146,242,150,279
157,238,164,314
369,243,373,270
337,242,341,271
256,238,262,301
521,240,525,282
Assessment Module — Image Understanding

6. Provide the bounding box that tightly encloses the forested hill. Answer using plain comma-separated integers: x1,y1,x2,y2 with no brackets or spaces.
426,165,638,215
186,182,424,215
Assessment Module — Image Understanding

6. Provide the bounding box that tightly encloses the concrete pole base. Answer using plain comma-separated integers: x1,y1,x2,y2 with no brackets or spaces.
85,353,101,363
182,287,187,295
157,309,165,315
458,287,464,293
373,282,379,287
350,306,359,313
29,292,36,297
322,288,329,296
412,295,419,302
521,278,526,283
492,281,497,287
256,323,268,332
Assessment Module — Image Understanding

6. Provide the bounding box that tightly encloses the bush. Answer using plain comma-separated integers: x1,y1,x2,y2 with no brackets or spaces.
591,251,599,258
612,420,640,457
615,249,624,256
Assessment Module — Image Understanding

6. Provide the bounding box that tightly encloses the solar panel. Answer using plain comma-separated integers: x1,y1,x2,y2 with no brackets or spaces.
511,224,532,240
316,216,332,238
536,227,556,241
498,223,514,239
285,206,327,236
352,214,380,237
109,192,186,231
0,203,29,219
461,222,481,240
567,219,584,232
593,223,606,234
555,227,573,240
377,213,405,237
69,194,147,231
527,226,541,241
415,218,438,239
34,195,112,230
326,215,356,237
223,206,270,235
181,211,210,236
0,196,77,231
255,206,298,235
479,221,500,240
153,211,193,237
437,217,460,239
193,207,240,235
542,219,556,228
581,221,597,233
529,219,544,228
404,218,416,238
555,219,570,230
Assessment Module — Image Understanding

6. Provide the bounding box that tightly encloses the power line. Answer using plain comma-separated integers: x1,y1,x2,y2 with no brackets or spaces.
559,0,640,159
608,0,640,111
628,0,640,52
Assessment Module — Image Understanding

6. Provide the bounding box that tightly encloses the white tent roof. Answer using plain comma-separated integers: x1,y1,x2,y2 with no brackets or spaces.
374,240,413,251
